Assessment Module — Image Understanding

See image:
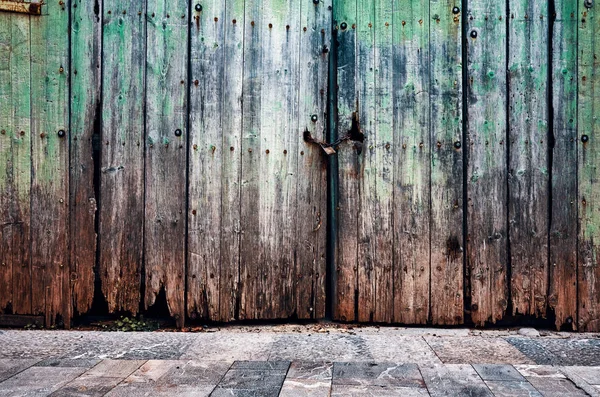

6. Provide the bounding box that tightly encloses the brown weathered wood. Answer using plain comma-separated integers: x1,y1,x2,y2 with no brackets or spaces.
144,0,187,328
99,0,146,316
466,0,508,326
69,0,101,317
0,314,43,328
578,1,600,332
429,0,464,325
296,0,330,319
0,12,32,316
549,0,578,330
30,0,70,327
508,0,549,319
391,0,431,325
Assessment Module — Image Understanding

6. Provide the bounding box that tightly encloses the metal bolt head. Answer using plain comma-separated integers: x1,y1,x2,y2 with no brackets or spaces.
195,3,202,12
322,45,329,53
582,134,589,143
313,0,319,4
340,22,348,30
585,0,593,9
454,141,462,149
470,30,477,38
175,128,183,137
452,6,460,14
57,130,66,138
311,115,318,122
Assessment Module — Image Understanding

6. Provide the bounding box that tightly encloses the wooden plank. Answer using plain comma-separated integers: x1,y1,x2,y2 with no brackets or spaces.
466,0,508,326
508,0,549,319
0,314,43,328
549,0,578,330
99,0,146,316
144,0,187,328
188,0,227,321
429,0,464,325
70,0,101,317
30,0,70,327
391,0,430,324
0,13,32,316
333,0,358,322
578,1,600,332
296,0,330,319
239,0,302,319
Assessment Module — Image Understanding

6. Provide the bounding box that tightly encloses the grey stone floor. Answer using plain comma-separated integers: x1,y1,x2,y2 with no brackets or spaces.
0,325,599,396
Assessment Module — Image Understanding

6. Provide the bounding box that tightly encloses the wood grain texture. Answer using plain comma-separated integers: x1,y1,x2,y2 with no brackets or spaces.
549,0,578,330
429,0,464,325
30,0,70,327
508,0,549,319
296,0,330,319
578,1,600,332
70,0,101,317
144,0,187,328
466,0,508,326
333,0,359,322
0,13,32,316
391,0,430,325
100,0,146,315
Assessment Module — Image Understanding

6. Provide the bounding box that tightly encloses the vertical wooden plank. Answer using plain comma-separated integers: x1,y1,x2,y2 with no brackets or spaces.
240,0,303,319
466,0,508,326
0,13,32,315
333,0,358,322
145,0,188,327
100,0,146,315
430,0,464,325
549,0,578,330
188,0,226,321
70,0,102,316
578,0,600,332
508,0,549,319
296,0,330,319
30,0,70,326
391,0,430,324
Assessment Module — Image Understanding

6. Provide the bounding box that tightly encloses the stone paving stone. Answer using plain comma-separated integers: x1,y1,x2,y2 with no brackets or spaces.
0,331,88,359
526,377,588,397
506,337,560,365
210,367,288,397
362,335,442,365
62,332,197,360
473,364,526,381
514,365,566,378
231,361,290,371
561,367,600,397
287,361,333,380
537,338,600,366
268,334,372,361
106,384,216,396
279,379,331,397
332,362,425,387
0,366,87,397
181,332,274,361
0,359,39,383
485,381,543,397
123,360,231,385
330,385,430,396
420,364,493,397
35,359,101,368
560,366,600,385
424,336,535,364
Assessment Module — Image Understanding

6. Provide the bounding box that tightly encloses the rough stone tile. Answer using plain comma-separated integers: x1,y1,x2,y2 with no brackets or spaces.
50,376,124,397
332,362,424,387
514,365,566,379
506,338,560,365
279,379,332,397
216,369,287,389
82,359,145,377
268,334,372,361
537,339,600,366
63,333,197,360
473,364,526,381
181,333,273,361
526,377,588,397
485,381,543,397
35,359,101,369
0,359,39,383
124,360,231,385
210,386,281,397
362,335,442,365
0,331,89,359
106,384,215,397
561,367,600,397
330,385,429,396
420,364,493,397
560,366,600,385
231,361,290,371
287,362,333,380
0,366,86,397
425,336,535,364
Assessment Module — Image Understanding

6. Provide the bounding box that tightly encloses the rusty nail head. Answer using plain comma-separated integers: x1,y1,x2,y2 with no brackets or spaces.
582,134,589,143
175,128,182,137
195,3,202,11
58,130,66,138
453,6,460,14
311,115,318,122
471,303,479,311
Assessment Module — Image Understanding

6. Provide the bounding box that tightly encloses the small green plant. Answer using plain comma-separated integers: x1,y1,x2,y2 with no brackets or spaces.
103,316,159,332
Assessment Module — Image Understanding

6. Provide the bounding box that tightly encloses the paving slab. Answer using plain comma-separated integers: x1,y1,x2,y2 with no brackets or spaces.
279,379,331,397
231,361,290,371
514,365,566,379
473,364,526,381
537,338,600,366
106,383,215,396
506,337,560,365
420,364,493,397
561,367,600,397
35,359,101,368
0,366,87,397
332,362,425,387
287,361,333,380
485,381,543,397
425,336,535,364
330,385,429,396
182,333,274,361
560,366,600,385
0,359,39,383
526,377,588,397
210,367,288,397
362,335,441,364
268,334,372,361
123,360,231,386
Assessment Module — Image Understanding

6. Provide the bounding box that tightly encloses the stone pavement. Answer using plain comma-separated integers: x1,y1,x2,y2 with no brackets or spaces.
0,325,599,396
